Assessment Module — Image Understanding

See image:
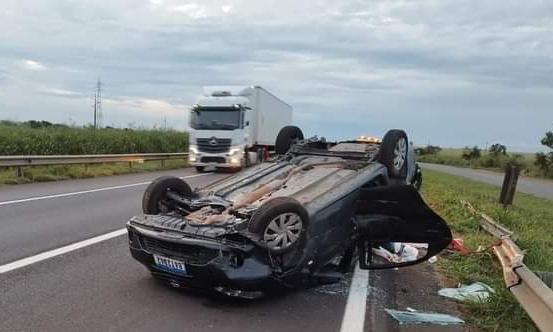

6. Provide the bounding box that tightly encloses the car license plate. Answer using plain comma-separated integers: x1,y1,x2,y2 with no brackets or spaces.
153,254,187,274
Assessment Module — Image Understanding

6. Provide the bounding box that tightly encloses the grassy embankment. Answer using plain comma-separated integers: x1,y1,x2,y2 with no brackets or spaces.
418,148,542,176
0,122,188,185
423,169,553,331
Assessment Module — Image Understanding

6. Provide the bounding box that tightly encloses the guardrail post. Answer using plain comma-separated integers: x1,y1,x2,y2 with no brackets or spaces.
128,161,133,169
16,167,23,177
161,160,165,168
499,166,520,207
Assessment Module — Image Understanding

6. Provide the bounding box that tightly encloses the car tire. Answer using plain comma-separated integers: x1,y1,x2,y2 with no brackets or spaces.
195,166,205,173
248,197,308,255
275,126,304,155
142,176,193,214
378,129,409,179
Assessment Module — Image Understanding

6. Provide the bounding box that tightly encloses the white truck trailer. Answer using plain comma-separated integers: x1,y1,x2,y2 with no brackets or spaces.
188,86,303,171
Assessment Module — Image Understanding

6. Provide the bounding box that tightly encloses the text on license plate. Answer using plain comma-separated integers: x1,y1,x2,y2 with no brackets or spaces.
153,254,187,274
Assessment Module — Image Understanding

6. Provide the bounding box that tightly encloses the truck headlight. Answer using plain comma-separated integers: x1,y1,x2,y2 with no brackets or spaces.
189,145,199,154
228,146,244,156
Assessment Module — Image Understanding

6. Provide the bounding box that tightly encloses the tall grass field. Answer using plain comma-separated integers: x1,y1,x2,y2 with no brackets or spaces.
0,121,189,185
0,121,188,155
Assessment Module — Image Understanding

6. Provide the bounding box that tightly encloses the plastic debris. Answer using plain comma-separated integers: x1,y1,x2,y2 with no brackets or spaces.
385,309,464,325
428,256,438,263
438,282,494,302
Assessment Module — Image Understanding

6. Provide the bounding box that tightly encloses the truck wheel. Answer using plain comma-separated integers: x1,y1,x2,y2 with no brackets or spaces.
195,166,205,173
275,126,304,155
142,176,193,214
249,197,308,255
378,129,409,179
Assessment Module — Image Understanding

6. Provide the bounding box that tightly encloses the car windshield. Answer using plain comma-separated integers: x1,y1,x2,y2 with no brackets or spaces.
190,107,241,130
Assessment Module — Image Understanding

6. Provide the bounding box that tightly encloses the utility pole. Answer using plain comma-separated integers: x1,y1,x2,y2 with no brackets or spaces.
93,78,102,129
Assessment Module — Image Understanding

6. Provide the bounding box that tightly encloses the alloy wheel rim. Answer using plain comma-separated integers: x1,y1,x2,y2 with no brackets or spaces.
393,137,407,171
263,212,303,250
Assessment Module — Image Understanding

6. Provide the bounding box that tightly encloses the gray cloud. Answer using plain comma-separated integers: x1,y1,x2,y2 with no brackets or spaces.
0,0,552,151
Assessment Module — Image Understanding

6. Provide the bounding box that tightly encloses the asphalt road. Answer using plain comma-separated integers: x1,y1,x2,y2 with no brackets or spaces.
421,163,553,201
0,168,461,332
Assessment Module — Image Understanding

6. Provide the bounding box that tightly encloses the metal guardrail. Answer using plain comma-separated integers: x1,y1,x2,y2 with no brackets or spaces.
463,201,553,331
0,153,188,168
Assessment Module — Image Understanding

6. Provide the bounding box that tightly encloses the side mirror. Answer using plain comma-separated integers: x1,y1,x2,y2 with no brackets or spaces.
355,185,452,269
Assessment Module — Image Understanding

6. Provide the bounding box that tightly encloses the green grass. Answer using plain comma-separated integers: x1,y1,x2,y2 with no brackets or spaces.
0,159,187,185
418,148,539,176
422,169,553,331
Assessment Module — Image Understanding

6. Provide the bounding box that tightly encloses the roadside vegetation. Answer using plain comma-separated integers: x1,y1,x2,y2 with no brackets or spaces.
0,120,188,155
416,125,553,180
423,170,553,331
0,120,189,185
0,160,188,185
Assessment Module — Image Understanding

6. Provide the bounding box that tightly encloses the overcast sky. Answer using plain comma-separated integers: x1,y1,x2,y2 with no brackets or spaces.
0,0,552,151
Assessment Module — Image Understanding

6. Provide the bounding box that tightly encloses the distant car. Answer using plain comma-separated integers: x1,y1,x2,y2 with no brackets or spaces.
127,128,450,298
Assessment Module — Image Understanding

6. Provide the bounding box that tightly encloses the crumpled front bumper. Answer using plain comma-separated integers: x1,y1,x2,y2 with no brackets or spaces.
127,223,277,291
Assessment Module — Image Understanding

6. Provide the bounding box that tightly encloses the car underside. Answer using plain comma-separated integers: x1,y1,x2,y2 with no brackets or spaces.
127,130,450,297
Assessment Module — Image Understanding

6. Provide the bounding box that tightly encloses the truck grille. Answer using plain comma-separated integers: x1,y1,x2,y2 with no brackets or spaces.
140,236,219,265
196,138,231,153
201,156,226,163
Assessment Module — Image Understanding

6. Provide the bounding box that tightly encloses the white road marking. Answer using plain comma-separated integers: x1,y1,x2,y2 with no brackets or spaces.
0,173,211,207
0,228,127,274
340,263,370,332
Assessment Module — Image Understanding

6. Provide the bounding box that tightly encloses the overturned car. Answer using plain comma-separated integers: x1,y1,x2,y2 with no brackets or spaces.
127,128,451,297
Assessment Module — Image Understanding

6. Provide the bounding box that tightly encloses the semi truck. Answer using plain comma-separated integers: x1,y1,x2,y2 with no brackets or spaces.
188,86,302,172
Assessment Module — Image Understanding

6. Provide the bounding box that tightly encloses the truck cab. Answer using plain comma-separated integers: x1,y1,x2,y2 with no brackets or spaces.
188,86,294,172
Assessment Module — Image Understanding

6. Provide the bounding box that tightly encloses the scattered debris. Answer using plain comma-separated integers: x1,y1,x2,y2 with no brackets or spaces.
385,308,464,325
438,282,495,302
428,256,438,263
447,238,472,255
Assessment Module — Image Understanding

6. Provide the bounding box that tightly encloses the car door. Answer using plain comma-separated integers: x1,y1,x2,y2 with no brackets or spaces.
354,185,452,269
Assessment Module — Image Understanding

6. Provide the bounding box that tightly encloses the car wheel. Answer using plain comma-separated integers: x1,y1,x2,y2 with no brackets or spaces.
275,126,304,155
248,197,308,255
142,176,193,214
378,129,408,179
195,166,205,173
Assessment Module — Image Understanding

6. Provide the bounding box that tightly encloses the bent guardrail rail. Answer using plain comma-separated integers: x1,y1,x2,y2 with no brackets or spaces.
463,201,553,332
0,153,188,167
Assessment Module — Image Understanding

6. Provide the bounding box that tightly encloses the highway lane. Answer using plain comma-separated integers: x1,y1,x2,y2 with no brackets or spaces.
0,168,462,331
0,170,349,332
0,235,348,332
421,163,553,200
0,169,226,265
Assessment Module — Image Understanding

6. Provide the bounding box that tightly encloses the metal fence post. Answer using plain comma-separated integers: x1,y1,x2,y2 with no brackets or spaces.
16,167,23,177
499,166,520,207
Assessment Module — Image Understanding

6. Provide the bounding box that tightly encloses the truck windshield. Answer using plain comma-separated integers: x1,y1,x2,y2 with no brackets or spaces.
189,107,241,130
